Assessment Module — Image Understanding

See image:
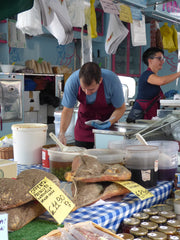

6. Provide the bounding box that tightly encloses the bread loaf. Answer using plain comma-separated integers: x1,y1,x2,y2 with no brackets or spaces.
17,169,60,189
0,178,33,210
5,201,46,231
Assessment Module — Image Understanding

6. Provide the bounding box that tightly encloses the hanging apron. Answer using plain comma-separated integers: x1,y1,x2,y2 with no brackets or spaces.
74,82,115,142
137,90,165,120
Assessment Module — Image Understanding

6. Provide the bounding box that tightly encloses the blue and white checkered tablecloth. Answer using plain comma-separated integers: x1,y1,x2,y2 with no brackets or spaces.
62,181,173,232
17,164,173,232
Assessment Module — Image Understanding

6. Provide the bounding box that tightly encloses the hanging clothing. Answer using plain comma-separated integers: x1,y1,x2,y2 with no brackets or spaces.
74,81,115,142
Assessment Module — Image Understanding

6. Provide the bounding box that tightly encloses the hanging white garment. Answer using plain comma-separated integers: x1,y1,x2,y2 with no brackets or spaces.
16,0,43,36
66,0,85,28
105,14,129,55
39,0,73,45
130,14,147,46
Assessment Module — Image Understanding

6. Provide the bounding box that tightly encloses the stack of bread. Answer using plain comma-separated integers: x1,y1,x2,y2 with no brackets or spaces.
25,60,53,74
65,154,131,210
0,169,60,231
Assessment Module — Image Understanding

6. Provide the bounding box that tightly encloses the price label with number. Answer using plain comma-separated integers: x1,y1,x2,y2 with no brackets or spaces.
116,181,154,200
29,177,75,224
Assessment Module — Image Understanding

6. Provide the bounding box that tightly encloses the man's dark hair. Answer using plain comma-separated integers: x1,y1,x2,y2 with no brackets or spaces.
79,62,101,86
142,47,164,66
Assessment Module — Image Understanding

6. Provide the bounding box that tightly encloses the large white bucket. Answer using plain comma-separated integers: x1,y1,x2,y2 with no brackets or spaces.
11,123,48,165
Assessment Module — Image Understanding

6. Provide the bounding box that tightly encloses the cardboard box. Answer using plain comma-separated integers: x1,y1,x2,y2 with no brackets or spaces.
24,111,38,123
38,104,47,123
24,91,40,112
0,160,17,178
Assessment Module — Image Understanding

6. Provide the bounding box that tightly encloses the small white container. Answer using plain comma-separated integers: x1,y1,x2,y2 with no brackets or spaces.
0,64,14,73
174,198,180,215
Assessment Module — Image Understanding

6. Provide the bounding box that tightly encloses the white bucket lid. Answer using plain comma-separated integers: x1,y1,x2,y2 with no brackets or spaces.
11,123,48,131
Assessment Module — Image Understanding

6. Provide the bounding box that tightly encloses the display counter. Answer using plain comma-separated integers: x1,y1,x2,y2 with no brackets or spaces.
17,164,173,233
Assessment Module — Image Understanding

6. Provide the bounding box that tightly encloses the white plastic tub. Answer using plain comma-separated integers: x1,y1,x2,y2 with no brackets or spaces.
11,123,48,165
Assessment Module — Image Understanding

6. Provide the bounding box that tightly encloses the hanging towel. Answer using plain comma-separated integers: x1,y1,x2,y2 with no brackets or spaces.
39,0,73,45
130,14,147,46
105,14,129,55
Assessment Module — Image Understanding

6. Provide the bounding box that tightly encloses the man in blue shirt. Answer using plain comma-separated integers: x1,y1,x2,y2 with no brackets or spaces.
59,62,125,149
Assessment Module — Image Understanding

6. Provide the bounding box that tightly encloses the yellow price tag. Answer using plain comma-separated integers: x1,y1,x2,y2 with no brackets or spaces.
116,181,154,200
29,177,75,224
119,4,133,23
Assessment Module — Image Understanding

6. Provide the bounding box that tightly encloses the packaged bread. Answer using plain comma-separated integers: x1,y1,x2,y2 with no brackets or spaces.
38,221,123,240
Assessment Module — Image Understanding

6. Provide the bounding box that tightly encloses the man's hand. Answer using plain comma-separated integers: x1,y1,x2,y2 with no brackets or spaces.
58,132,67,145
91,121,111,130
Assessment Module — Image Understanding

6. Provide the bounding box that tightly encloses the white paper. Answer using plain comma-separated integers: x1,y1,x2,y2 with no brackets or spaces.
0,212,8,240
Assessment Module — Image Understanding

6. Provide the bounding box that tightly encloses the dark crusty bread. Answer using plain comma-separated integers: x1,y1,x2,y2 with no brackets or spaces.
17,169,60,189
5,200,46,231
0,178,33,210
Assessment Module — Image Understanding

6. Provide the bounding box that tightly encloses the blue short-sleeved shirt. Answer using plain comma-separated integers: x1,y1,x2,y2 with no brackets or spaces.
62,68,125,108
137,70,161,99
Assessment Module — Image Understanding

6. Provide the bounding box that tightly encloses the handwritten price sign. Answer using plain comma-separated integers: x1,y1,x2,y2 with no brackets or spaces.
116,181,154,200
29,177,75,224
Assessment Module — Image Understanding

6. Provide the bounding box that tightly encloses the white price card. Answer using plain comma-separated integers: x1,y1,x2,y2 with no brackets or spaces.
29,177,75,224
0,212,8,240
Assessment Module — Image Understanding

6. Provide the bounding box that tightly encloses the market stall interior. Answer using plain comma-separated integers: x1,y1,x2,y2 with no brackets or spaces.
1,0,180,239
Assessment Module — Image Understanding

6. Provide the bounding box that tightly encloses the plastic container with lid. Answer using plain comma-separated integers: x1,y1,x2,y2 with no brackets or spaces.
84,148,125,165
147,141,179,181
125,145,159,188
48,147,80,181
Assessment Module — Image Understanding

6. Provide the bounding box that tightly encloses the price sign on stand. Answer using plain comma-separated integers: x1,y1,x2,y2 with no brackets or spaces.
29,177,75,224
116,181,154,200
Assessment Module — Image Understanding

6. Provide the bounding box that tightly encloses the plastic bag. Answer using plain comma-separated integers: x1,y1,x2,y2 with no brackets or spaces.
160,23,175,51
169,25,178,52
90,0,97,38
16,0,43,36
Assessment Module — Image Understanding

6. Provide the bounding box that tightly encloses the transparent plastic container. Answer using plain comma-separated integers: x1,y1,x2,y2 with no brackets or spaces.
125,145,159,188
148,140,179,181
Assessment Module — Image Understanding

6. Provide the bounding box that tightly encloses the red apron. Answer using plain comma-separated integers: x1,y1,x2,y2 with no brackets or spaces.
137,90,165,120
74,82,115,142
